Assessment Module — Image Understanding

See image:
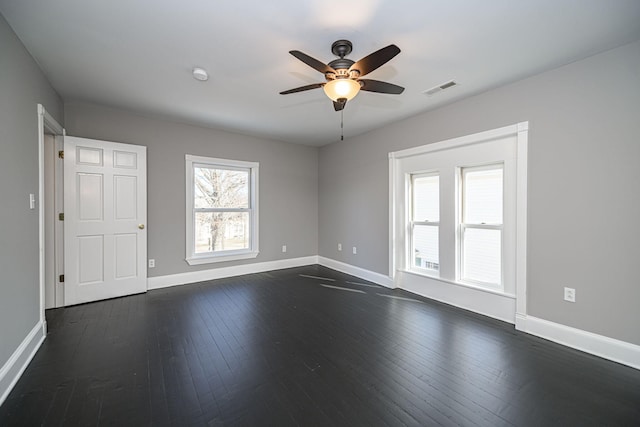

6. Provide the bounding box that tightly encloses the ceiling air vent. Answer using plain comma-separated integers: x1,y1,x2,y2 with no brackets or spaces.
423,80,458,96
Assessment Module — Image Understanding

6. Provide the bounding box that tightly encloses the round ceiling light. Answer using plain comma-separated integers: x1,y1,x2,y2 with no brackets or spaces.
192,67,209,82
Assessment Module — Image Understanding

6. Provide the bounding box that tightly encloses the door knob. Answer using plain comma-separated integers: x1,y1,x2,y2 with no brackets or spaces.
138,224,145,230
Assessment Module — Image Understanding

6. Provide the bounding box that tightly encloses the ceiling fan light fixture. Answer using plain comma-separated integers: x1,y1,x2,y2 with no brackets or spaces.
323,78,360,101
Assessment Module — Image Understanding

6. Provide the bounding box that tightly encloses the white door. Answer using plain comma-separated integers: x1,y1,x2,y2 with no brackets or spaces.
64,136,147,305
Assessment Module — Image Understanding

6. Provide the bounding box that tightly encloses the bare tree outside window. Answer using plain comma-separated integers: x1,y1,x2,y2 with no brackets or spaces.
193,167,250,253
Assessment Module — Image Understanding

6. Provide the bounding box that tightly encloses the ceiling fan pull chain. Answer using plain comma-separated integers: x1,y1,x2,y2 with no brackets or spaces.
341,109,344,141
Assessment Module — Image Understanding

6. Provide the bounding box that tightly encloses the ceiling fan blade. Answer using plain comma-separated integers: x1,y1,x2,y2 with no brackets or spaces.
279,83,324,95
349,44,401,77
289,50,336,74
359,79,405,94
333,99,346,111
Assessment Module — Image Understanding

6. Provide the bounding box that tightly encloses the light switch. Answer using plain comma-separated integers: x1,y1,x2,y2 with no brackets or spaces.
29,193,36,210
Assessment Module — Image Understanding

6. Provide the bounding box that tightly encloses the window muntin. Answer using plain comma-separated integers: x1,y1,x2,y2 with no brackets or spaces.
460,165,503,287
410,173,439,273
186,155,258,265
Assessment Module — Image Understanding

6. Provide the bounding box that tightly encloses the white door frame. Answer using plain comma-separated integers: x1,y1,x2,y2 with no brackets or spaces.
38,104,64,327
53,135,64,307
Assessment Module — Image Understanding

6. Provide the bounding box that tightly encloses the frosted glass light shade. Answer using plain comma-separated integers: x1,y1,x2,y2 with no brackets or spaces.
323,78,360,101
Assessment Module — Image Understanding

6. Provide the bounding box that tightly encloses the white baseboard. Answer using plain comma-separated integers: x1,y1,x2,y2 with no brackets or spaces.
148,256,319,290
317,257,394,288
516,314,640,370
315,258,639,370
149,255,394,291
150,256,640,371
0,321,46,406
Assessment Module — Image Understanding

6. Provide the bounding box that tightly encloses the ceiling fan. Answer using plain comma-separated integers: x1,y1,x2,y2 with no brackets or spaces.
280,40,404,111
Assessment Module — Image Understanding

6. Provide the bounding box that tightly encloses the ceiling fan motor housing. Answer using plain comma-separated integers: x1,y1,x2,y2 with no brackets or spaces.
327,40,362,80
328,58,355,70
326,63,358,82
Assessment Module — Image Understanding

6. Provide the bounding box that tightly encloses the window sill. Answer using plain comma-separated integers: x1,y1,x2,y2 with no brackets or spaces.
186,250,259,265
400,268,515,299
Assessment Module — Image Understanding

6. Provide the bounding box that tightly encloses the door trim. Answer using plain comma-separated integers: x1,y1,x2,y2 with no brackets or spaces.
38,104,64,324
53,135,64,307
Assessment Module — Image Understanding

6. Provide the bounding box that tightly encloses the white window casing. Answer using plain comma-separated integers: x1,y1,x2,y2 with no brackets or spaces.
389,122,528,324
185,155,259,265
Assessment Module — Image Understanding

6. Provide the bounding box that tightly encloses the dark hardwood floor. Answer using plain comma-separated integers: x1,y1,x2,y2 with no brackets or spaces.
1,265,639,426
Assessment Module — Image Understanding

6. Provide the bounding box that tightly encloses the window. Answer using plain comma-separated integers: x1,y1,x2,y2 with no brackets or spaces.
407,165,505,286
460,165,503,287
391,123,526,300
391,123,527,322
186,155,258,265
410,173,440,273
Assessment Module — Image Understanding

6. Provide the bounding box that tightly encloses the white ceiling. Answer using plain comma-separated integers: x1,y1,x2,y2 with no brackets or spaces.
2,0,640,146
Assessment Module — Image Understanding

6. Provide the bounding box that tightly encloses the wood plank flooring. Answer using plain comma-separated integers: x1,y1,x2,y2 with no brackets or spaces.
1,265,639,426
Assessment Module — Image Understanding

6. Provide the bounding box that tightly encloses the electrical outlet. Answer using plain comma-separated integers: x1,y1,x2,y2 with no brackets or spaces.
352,246,357,254
564,287,575,303
282,245,287,253
148,259,155,268
338,243,342,251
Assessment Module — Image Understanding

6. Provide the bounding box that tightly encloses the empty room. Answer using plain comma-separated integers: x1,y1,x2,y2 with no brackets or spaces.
1,1,639,425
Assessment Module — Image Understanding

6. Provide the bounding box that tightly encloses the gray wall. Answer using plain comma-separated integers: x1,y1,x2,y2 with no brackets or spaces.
0,14,63,366
64,102,318,277
319,41,640,345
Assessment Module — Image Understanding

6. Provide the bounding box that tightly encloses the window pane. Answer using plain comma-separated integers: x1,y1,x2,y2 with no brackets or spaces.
462,228,501,284
194,167,249,209
195,212,249,253
463,167,502,224
413,225,439,271
413,175,439,222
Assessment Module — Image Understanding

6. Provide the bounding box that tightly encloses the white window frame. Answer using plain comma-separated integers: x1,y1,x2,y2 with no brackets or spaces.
400,148,514,293
185,154,259,265
389,122,528,323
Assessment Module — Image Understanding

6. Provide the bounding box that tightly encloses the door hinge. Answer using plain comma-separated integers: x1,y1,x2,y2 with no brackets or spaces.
58,213,64,221
59,274,64,283
58,150,64,159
